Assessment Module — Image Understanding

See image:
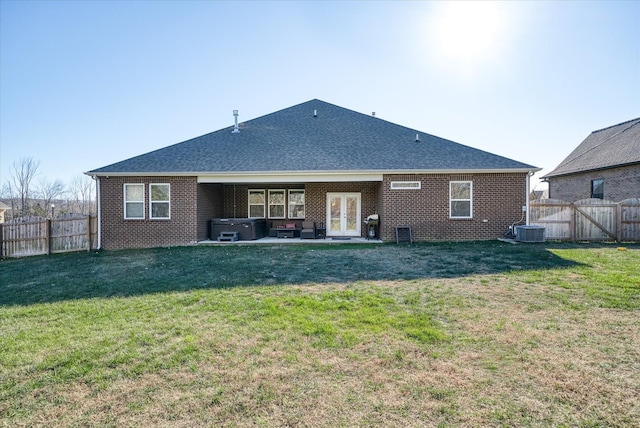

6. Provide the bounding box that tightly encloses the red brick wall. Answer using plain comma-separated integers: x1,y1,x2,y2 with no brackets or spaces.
197,183,224,241
305,182,380,231
547,164,640,202
99,176,198,250
221,184,306,219
381,173,527,241
99,173,527,248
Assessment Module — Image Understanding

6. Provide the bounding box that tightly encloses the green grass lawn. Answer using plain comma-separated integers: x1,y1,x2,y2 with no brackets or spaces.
1,242,639,427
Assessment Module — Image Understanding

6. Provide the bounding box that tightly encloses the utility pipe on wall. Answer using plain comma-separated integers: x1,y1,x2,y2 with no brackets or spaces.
525,171,532,225
95,176,101,250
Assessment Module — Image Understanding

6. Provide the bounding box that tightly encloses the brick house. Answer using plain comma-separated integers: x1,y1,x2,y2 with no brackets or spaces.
542,118,640,202
87,99,540,250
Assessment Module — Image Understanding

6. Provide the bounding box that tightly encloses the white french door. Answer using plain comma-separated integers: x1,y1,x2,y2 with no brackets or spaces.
326,193,361,237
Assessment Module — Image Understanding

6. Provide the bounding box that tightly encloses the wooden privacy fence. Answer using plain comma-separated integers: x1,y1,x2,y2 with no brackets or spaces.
0,215,98,258
530,198,640,242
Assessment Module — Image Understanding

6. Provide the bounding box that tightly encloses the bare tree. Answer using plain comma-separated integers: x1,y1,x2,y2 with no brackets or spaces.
5,157,40,217
1,181,17,221
36,177,66,217
68,175,96,215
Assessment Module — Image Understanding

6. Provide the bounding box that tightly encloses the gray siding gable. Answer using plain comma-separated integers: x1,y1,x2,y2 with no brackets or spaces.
88,99,536,175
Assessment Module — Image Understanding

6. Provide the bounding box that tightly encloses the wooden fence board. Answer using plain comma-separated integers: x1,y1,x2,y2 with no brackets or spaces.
619,198,640,242
529,199,572,240
530,198,640,243
0,216,97,258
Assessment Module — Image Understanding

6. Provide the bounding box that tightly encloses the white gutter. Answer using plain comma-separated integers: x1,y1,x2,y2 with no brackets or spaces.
93,168,542,183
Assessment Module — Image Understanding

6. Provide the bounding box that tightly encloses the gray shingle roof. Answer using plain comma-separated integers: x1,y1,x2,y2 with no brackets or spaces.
543,118,640,179
87,99,537,175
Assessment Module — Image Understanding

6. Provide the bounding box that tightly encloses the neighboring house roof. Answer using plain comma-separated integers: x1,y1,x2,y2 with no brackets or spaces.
0,201,11,210
543,117,640,179
87,99,538,177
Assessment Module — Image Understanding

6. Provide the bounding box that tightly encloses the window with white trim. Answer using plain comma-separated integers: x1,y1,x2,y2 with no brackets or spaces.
450,181,472,219
248,189,265,218
288,189,305,218
150,183,170,219
124,184,144,219
268,189,286,218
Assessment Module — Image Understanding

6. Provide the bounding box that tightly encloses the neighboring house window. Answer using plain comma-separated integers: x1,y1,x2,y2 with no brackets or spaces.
150,184,170,219
450,181,472,219
288,189,305,218
248,189,265,218
591,179,604,199
124,184,144,219
268,189,286,218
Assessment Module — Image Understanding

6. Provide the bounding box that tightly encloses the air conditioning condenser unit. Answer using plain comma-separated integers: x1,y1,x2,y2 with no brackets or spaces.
515,225,545,243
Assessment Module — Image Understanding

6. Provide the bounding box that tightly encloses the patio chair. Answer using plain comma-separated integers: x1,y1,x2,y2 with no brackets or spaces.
300,221,316,239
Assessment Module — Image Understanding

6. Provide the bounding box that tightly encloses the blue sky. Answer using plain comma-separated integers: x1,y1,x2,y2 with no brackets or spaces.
1,0,639,191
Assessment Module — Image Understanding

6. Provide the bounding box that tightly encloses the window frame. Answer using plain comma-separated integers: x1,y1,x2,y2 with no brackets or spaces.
288,189,305,219
591,179,604,199
449,181,473,219
248,189,266,219
123,183,145,220
149,183,171,220
268,189,286,219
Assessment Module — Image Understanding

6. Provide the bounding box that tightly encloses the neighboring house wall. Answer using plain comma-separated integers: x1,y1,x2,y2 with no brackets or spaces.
547,164,640,202
100,176,198,250
381,173,527,241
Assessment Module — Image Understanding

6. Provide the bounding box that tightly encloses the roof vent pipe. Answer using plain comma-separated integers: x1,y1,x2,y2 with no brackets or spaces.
232,110,240,133
415,133,420,142
313,109,317,117
372,112,376,117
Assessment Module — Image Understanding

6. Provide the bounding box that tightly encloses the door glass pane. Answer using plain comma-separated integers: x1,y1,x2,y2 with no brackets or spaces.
346,196,358,232
330,197,341,232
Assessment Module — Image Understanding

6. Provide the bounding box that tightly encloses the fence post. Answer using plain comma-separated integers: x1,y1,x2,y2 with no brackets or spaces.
0,224,3,258
616,202,622,243
570,202,576,242
86,216,91,252
46,219,51,255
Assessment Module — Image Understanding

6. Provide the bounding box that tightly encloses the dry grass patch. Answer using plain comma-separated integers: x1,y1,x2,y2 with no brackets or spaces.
1,243,638,427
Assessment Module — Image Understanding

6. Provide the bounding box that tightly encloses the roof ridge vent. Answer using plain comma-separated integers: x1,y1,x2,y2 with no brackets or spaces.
232,110,240,133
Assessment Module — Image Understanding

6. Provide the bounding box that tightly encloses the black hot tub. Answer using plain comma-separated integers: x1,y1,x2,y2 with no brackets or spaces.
209,218,267,241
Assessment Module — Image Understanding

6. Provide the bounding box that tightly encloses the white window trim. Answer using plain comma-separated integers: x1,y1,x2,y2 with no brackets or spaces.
268,189,286,219
390,181,421,190
288,189,305,219
149,183,171,220
124,183,145,220
248,189,266,219
449,181,473,219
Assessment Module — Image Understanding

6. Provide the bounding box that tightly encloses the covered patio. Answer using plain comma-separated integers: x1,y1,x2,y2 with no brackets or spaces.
198,236,382,245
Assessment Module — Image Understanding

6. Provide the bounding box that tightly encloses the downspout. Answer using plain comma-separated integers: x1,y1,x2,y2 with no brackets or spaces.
525,171,532,225
94,176,102,250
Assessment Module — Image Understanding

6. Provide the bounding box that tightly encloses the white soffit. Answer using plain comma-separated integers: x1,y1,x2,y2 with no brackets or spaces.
198,172,384,183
